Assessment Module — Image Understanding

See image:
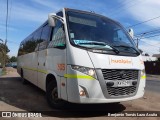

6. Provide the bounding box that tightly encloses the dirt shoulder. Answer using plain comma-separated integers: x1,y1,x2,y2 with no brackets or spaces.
0,67,19,78
146,74,160,80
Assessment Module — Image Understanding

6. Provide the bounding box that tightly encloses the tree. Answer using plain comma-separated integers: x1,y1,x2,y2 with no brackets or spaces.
0,43,10,53
10,56,17,62
0,43,10,69
0,52,3,68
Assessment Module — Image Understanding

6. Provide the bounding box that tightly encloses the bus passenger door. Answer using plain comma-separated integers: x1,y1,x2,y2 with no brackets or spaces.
46,18,68,100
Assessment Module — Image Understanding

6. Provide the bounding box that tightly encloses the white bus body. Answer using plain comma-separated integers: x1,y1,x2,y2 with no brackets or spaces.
17,8,146,108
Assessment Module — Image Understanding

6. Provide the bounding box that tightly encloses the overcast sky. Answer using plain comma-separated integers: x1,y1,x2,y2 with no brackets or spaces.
0,0,160,56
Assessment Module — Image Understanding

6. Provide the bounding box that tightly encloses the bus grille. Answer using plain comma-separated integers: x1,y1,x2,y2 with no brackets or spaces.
101,69,138,80
101,69,139,97
107,86,136,96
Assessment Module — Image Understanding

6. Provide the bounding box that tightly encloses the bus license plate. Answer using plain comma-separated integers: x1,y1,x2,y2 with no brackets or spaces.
117,80,130,87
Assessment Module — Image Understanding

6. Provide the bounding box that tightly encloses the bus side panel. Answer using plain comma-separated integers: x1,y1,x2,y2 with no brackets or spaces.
18,52,38,86
37,49,48,90
46,48,67,100
60,77,68,101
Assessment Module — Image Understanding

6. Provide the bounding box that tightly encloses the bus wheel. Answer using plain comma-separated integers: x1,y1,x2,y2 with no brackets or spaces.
21,69,27,84
46,81,65,109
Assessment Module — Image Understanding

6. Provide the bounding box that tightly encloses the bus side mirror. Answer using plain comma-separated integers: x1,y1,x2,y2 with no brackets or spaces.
128,28,134,38
48,13,56,27
48,13,64,27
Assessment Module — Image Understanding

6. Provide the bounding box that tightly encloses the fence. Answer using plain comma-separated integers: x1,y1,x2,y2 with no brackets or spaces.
144,61,160,75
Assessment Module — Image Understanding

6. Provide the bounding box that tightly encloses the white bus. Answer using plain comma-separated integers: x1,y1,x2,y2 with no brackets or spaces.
17,8,146,108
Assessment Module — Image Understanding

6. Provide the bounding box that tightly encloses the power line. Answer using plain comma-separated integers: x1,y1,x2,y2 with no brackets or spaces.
108,0,143,17
107,0,136,15
138,42,159,55
141,34,160,39
135,28,160,37
5,0,9,44
103,1,160,33
141,49,157,55
140,48,156,54
138,40,159,54
139,39,160,48
134,29,160,49
150,42,160,46
127,15,160,28
7,40,19,44
136,32,160,39
135,33,160,48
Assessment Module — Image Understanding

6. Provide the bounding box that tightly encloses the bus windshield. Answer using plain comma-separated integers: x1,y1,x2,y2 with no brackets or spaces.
67,11,139,55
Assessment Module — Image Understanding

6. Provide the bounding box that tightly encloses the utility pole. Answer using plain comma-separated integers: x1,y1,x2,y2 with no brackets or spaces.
137,38,139,48
4,0,8,50
3,0,9,70
136,33,146,49
5,0,8,46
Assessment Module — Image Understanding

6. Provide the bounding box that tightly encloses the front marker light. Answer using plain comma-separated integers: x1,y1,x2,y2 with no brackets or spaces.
80,90,86,96
140,69,146,87
71,65,97,79
141,69,146,79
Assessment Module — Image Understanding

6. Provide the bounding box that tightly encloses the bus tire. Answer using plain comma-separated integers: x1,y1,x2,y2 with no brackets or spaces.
21,69,27,84
46,81,66,109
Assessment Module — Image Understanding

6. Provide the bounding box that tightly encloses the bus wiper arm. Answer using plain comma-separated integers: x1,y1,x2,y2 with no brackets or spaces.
79,41,106,46
114,45,140,55
79,41,120,54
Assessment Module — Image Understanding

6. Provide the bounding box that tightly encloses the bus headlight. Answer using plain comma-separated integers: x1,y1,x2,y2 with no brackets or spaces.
71,65,97,79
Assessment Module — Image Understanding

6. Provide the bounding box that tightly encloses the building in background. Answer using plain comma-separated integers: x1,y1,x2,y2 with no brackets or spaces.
152,54,160,59
142,56,157,62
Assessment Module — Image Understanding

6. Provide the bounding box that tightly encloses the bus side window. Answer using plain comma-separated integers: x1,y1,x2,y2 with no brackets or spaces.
56,11,63,17
18,43,24,56
38,24,51,51
34,28,43,51
21,34,35,54
48,19,66,49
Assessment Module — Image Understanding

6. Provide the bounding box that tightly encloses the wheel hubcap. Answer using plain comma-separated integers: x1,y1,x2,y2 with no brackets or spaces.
51,88,59,103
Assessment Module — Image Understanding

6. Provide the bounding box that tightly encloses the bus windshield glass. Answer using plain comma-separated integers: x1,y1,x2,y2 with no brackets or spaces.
67,11,139,54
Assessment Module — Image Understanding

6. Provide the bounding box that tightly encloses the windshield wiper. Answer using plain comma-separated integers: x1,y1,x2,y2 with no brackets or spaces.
113,45,140,55
79,41,106,46
78,41,120,54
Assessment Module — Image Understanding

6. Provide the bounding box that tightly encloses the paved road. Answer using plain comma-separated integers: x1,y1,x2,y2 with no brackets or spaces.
0,69,160,119
146,80,160,93
145,74,160,93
